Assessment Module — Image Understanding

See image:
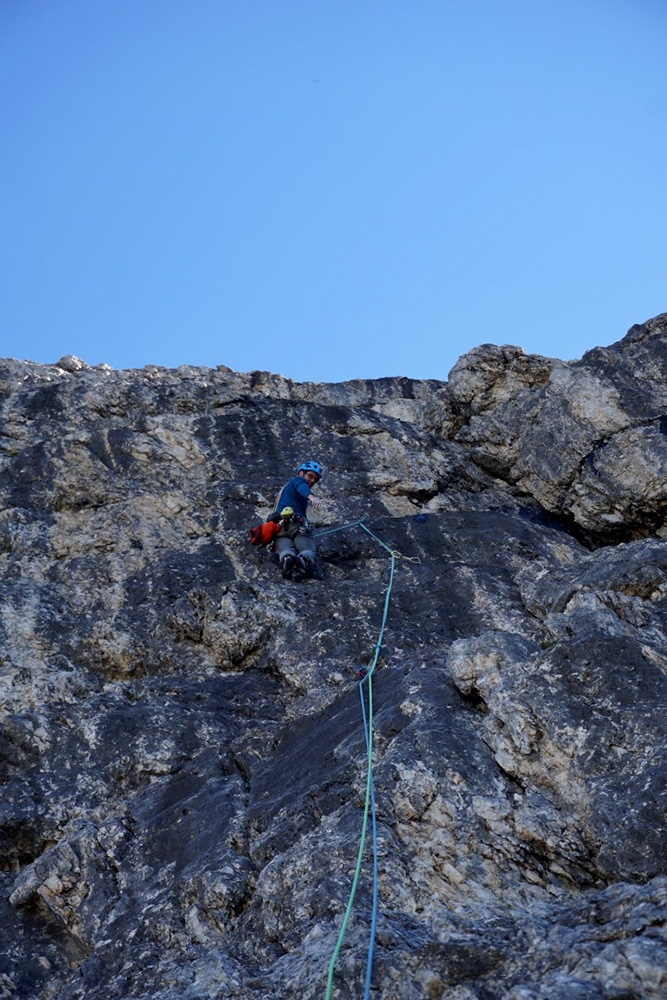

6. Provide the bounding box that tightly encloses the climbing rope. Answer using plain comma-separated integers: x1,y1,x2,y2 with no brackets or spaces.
314,516,419,563
320,517,399,1000
313,518,370,539
359,672,379,1000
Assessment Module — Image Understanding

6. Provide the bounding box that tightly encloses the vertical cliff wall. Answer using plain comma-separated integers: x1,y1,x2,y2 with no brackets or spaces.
1,315,666,999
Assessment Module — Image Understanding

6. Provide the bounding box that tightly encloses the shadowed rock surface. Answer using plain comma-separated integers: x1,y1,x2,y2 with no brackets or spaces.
1,314,667,998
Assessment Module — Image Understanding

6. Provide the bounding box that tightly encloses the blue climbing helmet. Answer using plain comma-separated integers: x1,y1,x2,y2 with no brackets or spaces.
297,460,323,481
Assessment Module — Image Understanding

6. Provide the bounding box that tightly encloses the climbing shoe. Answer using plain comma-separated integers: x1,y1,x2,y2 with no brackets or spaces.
296,554,313,578
281,555,295,580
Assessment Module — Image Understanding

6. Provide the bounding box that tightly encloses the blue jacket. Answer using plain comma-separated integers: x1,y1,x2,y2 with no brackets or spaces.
276,475,311,520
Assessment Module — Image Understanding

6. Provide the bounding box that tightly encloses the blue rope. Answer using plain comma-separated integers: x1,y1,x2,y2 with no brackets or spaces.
358,522,396,999
323,518,397,1000
359,677,379,999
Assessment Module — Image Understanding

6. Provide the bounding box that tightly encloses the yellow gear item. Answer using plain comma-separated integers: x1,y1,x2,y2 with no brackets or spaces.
280,507,294,519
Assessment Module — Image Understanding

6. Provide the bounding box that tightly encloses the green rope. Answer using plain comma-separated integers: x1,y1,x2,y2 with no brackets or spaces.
324,520,397,999
314,518,368,539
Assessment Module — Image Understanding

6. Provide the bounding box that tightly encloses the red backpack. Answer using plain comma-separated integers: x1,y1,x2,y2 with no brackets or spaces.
249,520,281,547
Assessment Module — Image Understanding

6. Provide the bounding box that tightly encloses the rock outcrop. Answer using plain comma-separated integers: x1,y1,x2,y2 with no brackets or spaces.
1,315,666,998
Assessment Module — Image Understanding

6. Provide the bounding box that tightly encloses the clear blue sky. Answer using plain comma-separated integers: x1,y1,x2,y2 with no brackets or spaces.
1,1,665,382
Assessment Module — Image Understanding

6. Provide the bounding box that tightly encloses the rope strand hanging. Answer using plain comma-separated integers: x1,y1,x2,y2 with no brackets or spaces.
319,518,399,1000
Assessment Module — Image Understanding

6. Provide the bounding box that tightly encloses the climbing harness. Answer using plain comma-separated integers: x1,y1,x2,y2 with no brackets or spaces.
316,517,407,1000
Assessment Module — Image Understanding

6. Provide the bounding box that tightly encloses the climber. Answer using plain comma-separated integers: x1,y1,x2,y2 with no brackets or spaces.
273,461,323,579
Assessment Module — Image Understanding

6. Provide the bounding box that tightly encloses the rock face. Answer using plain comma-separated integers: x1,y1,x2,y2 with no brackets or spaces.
1,315,667,999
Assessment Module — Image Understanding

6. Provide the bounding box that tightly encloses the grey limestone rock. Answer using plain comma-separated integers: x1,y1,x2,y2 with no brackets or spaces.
54,356,88,374
1,317,667,998
449,312,667,539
